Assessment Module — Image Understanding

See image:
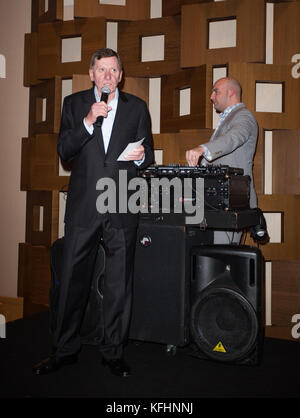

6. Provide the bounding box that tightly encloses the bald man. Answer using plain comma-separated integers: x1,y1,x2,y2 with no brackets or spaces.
186,77,258,244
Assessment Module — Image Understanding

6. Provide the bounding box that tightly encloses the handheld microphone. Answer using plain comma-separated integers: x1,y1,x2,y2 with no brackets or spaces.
95,86,111,127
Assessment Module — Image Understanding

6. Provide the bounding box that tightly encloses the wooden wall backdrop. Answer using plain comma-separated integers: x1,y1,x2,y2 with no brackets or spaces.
19,0,300,341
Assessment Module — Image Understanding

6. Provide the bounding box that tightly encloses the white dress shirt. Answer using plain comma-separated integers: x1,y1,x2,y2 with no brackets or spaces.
83,86,144,165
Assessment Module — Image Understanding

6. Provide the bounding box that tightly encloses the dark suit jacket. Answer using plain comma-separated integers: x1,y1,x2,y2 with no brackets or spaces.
58,87,154,229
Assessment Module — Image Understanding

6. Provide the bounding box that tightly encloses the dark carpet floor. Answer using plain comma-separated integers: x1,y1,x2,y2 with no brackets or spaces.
1,311,299,403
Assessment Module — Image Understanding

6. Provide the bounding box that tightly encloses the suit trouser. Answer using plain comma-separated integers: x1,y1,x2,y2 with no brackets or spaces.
52,214,137,360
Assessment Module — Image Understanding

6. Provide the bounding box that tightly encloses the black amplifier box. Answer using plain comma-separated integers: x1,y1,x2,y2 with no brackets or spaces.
204,174,250,210
139,164,250,211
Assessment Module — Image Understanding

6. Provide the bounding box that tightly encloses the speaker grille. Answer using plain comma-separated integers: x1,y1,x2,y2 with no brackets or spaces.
191,287,258,362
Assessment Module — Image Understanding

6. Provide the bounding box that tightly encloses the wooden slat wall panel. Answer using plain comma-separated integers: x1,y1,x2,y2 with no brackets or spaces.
227,62,300,130
245,194,300,261
272,261,300,325
74,0,151,20
37,18,106,79
162,0,214,17
0,297,24,323
29,77,62,136
272,130,300,195
153,130,214,165
18,0,300,339
181,0,265,68
25,190,59,246
273,2,300,66
21,134,68,191
24,32,39,87
118,16,181,77
160,66,208,133
31,0,63,31
18,243,51,316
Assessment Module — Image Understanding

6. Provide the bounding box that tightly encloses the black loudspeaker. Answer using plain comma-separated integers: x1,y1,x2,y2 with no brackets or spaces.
190,245,264,365
129,222,213,346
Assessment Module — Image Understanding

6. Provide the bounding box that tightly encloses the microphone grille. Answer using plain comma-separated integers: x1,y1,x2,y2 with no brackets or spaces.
101,86,111,94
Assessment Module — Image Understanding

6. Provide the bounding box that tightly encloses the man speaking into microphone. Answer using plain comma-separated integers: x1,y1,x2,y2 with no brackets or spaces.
33,48,154,377
94,85,111,127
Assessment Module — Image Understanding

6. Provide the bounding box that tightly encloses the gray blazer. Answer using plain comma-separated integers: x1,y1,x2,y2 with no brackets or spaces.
202,103,258,208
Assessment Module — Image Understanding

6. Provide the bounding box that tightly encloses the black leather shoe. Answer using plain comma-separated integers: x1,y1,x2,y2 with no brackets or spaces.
33,354,78,375
102,358,131,377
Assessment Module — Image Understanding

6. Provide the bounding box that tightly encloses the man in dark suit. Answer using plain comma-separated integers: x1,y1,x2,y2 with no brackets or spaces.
33,48,154,377
186,77,258,244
